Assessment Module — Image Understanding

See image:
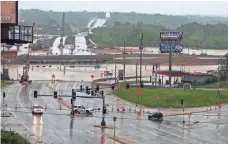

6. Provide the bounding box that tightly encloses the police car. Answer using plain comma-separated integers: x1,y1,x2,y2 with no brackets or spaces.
32,105,43,115
74,105,93,115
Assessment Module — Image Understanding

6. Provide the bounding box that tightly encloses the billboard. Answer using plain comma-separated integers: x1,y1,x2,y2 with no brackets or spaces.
160,43,183,53
160,31,183,40
1,1,18,25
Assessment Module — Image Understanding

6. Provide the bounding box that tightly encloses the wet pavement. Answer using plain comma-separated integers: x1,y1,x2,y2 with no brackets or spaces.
1,81,228,144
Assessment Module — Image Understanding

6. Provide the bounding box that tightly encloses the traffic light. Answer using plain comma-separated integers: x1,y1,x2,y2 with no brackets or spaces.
101,91,104,96
54,91,57,99
71,98,73,104
3,92,6,98
103,107,106,114
72,89,76,100
140,82,144,88
91,90,94,96
96,85,99,91
181,99,184,105
126,83,130,89
86,86,89,92
80,85,83,91
111,84,114,90
34,91,37,98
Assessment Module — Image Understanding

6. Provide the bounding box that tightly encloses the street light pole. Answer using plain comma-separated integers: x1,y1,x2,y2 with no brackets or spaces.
169,41,172,88
114,56,117,84
123,42,126,83
139,33,143,84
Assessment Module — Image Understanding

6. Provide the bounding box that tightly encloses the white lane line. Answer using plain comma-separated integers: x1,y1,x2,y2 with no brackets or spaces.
21,122,29,130
49,129,53,132
5,84,20,117
161,124,210,142
216,125,228,141
146,124,203,144
130,124,182,144
86,138,91,141
115,124,160,144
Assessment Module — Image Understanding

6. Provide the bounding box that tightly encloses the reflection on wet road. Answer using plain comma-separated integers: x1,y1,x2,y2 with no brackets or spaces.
2,81,228,144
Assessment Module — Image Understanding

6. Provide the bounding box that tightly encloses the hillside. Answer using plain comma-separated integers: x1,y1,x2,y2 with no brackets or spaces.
19,9,228,35
88,22,228,49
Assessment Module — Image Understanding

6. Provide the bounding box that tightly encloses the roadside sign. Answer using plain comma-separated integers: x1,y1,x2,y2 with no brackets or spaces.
113,116,117,122
118,83,121,89
137,90,142,96
52,74,55,78
91,74,94,79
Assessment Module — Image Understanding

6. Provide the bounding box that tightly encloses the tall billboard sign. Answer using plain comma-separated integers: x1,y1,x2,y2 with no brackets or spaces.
160,31,183,40
0,1,18,25
159,31,183,53
160,43,183,53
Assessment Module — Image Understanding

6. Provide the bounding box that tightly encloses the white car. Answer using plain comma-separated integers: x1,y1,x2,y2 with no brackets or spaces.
74,105,93,115
32,105,43,115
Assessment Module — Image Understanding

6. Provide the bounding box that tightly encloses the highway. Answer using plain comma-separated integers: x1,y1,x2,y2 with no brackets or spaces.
2,81,228,144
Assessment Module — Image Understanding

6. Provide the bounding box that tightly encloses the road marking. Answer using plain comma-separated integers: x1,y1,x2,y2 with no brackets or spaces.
130,124,182,144
216,125,228,141
160,124,210,143
116,124,160,144
21,122,29,130
86,138,91,141
5,84,20,118
146,124,203,144
49,128,53,132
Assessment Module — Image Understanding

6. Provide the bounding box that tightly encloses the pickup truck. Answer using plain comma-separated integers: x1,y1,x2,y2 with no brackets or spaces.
74,105,93,115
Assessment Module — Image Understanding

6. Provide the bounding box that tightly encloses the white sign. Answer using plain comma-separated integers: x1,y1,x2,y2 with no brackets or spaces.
160,31,183,40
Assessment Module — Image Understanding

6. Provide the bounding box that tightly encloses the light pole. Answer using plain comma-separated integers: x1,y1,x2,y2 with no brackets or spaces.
123,41,126,83
139,33,143,85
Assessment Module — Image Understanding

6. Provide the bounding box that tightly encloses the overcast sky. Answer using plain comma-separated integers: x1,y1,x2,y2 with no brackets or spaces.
19,1,228,16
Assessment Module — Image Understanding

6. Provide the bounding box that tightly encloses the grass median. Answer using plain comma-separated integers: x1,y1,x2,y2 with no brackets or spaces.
1,130,30,144
1,81,13,88
113,88,228,108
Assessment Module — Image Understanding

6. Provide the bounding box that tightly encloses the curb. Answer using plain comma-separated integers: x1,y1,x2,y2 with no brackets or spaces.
93,125,114,129
58,99,71,109
107,136,137,144
45,81,73,109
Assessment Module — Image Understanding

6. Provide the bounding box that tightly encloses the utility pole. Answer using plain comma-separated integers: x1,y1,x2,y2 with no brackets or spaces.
114,56,117,84
139,33,143,84
136,63,138,86
169,41,172,88
123,42,126,83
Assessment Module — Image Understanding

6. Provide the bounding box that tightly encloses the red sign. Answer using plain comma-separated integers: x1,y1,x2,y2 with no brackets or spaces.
137,90,143,96
52,74,55,78
91,74,94,78
118,83,120,88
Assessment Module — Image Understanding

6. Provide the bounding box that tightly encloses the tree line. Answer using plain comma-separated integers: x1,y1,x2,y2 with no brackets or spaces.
88,22,228,49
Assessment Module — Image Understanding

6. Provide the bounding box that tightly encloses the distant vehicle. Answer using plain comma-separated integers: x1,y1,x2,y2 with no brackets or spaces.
32,105,43,115
148,112,163,121
74,105,93,115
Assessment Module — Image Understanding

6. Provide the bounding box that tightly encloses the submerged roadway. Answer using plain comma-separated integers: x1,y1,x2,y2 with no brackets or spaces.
2,81,228,144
